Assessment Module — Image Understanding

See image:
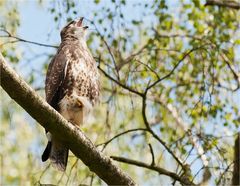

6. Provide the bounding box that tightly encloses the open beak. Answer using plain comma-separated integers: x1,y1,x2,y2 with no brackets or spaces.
75,17,88,30
76,17,84,27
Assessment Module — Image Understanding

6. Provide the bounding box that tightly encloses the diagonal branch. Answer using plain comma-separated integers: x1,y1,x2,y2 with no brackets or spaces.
0,53,135,186
141,95,185,168
150,94,209,167
220,52,240,91
110,156,195,186
98,65,144,97
146,46,206,91
97,128,148,150
86,19,120,80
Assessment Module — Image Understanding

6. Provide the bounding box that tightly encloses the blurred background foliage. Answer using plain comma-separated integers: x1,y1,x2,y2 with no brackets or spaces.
0,0,239,185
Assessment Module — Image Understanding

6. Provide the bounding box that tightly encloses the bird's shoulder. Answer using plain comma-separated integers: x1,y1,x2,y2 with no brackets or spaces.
45,46,69,104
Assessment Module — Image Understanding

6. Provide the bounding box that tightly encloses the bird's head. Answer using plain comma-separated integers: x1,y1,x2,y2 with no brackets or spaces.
60,17,88,40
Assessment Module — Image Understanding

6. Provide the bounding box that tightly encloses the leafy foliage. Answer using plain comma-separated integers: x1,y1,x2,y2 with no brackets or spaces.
0,0,239,185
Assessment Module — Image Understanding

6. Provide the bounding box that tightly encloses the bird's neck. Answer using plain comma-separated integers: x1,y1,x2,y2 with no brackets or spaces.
61,37,87,48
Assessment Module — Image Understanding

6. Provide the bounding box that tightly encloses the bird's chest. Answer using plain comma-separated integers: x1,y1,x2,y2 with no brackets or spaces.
63,60,95,97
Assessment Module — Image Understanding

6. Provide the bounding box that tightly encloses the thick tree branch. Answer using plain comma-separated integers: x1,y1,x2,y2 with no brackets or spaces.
0,53,136,186
232,132,240,185
205,0,240,9
110,156,195,186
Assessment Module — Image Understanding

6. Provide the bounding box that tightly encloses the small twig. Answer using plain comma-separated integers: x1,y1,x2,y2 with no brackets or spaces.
39,164,51,181
135,59,160,79
89,173,95,186
216,162,234,185
220,51,240,91
116,43,149,70
148,144,155,166
0,29,58,48
141,95,184,168
98,64,144,97
152,94,210,167
66,158,79,185
153,28,204,41
146,45,207,91
85,19,120,80
57,171,65,185
97,128,148,150
0,39,19,46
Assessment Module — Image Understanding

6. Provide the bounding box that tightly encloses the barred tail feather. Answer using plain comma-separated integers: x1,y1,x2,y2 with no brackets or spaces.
50,140,69,172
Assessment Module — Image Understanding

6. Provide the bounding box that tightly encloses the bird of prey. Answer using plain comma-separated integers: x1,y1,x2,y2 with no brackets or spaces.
41,17,100,171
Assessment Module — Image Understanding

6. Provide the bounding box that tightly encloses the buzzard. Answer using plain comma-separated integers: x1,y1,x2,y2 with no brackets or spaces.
41,17,100,171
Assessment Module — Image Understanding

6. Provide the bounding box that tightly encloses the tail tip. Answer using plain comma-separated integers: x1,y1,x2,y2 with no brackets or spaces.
51,159,67,172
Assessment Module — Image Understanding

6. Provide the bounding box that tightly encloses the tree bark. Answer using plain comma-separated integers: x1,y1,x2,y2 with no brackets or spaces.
232,132,240,186
0,53,136,186
205,0,240,10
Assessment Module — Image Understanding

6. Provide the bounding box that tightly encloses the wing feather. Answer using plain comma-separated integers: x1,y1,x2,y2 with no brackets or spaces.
45,47,68,108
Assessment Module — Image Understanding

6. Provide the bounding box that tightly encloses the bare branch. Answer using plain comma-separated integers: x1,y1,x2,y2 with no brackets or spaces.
150,94,210,168
148,144,155,166
220,52,240,91
97,128,148,150
98,64,144,97
0,29,58,48
66,159,79,185
216,162,234,185
135,59,160,79
86,20,120,79
116,43,149,71
146,46,207,91
110,156,195,185
141,95,185,168
102,80,210,170
153,28,204,41
0,53,135,186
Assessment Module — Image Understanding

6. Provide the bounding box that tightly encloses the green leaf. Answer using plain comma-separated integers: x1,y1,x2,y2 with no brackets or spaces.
132,20,141,25
94,0,100,4
225,113,232,121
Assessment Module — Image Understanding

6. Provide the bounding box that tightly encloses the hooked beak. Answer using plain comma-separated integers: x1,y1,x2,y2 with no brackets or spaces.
76,17,84,27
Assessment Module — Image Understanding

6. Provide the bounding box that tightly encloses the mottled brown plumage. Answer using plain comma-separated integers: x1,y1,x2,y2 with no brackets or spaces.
42,17,100,171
